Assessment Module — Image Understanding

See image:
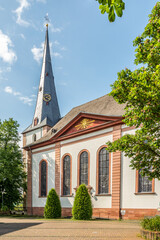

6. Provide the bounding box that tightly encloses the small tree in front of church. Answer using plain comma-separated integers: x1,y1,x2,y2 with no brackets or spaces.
0,118,26,210
72,184,92,220
44,188,61,219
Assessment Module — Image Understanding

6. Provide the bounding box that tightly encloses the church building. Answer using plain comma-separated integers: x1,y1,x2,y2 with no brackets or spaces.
23,25,160,220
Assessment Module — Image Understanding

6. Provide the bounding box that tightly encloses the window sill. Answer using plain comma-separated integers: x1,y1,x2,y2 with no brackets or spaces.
61,195,73,197
95,194,111,196
38,196,47,198
134,192,156,195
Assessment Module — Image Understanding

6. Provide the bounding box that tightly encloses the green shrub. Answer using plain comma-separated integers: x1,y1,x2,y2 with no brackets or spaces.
141,216,160,231
44,188,61,219
72,184,92,220
1,205,9,212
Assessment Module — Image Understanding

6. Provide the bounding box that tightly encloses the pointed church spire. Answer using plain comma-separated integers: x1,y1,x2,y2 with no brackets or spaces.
32,24,61,128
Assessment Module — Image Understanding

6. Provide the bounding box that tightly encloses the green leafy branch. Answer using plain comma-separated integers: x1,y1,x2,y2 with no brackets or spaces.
96,0,125,22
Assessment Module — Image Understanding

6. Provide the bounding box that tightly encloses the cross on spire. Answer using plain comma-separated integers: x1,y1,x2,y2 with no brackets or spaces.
32,22,61,128
44,13,50,27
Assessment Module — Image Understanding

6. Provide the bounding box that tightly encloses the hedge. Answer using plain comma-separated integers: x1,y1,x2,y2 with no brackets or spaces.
141,216,160,232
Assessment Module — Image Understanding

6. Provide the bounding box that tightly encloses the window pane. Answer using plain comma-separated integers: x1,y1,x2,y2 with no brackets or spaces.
41,161,47,196
63,155,71,195
99,148,109,194
138,170,152,192
80,151,88,185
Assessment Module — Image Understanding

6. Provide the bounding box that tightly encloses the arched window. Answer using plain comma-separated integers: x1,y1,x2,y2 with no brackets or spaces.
33,134,36,142
40,160,47,197
98,147,109,194
63,155,71,196
80,151,88,185
138,170,152,192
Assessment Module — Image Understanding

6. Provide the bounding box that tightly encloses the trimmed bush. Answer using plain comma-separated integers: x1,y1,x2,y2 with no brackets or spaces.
141,216,160,231
72,184,92,220
44,188,61,219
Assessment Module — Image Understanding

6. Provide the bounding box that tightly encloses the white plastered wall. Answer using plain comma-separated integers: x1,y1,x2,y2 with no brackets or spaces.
26,128,43,145
60,128,113,209
121,128,160,209
32,148,55,207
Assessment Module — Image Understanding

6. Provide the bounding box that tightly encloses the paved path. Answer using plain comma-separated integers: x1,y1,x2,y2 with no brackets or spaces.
0,217,141,240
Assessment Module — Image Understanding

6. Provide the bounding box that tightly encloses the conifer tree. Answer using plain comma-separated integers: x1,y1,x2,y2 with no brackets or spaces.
44,188,61,219
72,184,92,220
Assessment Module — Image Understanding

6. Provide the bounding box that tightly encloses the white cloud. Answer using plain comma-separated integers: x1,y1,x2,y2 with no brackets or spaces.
31,94,36,98
44,22,62,33
53,40,60,46
33,86,38,90
60,46,67,51
31,43,44,63
4,86,13,94
0,67,11,74
0,67,11,81
53,52,62,58
6,67,11,72
4,86,35,106
19,96,33,105
53,40,67,52
31,42,62,63
13,91,21,96
50,25,61,33
0,30,17,64
13,0,30,27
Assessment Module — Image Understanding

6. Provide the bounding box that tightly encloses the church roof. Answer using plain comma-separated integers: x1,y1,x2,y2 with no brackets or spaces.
24,25,61,134
24,94,126,147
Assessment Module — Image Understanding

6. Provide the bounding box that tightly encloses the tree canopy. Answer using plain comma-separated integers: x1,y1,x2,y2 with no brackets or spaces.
106,2,160,179
96,0,125,22
0,118,26,210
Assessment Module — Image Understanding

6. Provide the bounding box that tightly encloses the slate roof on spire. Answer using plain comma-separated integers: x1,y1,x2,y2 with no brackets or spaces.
23,25,61,134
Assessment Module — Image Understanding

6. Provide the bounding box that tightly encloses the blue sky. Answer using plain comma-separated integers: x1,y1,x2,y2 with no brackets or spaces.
0,0,157,141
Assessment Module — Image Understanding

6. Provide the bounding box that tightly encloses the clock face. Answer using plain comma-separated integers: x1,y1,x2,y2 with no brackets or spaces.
43,94,51,102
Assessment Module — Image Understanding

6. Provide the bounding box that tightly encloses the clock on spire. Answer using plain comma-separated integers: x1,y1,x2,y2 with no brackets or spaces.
32,20,61,128
22,20,61,137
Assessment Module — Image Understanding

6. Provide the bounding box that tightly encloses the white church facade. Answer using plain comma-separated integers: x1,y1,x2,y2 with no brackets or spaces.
23,25,160,220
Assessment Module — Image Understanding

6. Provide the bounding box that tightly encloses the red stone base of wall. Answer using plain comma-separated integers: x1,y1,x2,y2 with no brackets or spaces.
32,207,44,216
30,207,73,217
27,207,33,215
29,207,158,220
62,208,72,217
121,208,158,220
93,208,120,219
